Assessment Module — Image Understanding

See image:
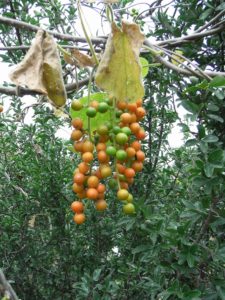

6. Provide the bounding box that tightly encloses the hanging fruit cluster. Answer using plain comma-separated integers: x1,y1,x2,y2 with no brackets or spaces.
70,96,146,224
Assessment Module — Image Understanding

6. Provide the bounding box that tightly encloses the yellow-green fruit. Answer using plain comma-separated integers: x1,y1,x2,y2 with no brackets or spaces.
117,189,129,201
123,203,135,214
71,100,83,111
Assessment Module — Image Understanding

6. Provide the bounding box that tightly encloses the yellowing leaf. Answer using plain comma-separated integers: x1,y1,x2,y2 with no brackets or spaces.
95,21,145,103
9,30,67,107
171,50,185,66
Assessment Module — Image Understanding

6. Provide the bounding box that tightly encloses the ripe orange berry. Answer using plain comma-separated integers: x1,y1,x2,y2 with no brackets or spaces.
117,101,127,110
131,140,141,151
130,113,137,123
127,103,137,112
99,135,109,143
136,107,146,119
87,176,99,188
124,168,135,178
120,182,129,190
82,140,94,153
116,163,126,174
72,183,84,193
120,113,132,124
71,129,83,141
82,152,94,163
132,161,143,172
71,118,83,129
126,147,136,158
136,150,145,162
73,173,86,185
96,143,106,152
97,183,106,193
130,122,141,134
136,98,143,107
78,162,90,174
73,213,86,224
71,201,84,213
97,151,109,163
95,199,107,211
135,128,146,140
74,141,84,152
98,192,105,199
86,188,98,200
126,177,134,185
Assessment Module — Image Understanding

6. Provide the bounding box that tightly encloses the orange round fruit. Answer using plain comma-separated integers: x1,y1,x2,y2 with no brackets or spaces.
78,162,90,174
96,143,106,152
132,161,143,172
73,173,86,185
97,183,106,193
73,213,86,224
71,118,83,129
124,168,135,178
72,183,84,193
71,129,83,141
71,201,84,213
127,103,137,112
126,147,136,158
95,199,107,211
120,113,132,124
82,152,94,163
87,176,99,188
135,129,146,140
136,107,146,119
97,151,109,163
130,122,141,134
82,140,94,153
131,140,141,151
74,141,84,152
86,188,98,200
136,150,145,162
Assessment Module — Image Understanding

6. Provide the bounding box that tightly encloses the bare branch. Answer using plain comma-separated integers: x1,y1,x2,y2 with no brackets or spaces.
155,24,225,47
195,8,225,33
0,78,90,97
0,16,106,45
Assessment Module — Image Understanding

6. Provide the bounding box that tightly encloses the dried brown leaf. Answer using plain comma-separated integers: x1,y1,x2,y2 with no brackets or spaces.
70,49,95,67
10,30,67,107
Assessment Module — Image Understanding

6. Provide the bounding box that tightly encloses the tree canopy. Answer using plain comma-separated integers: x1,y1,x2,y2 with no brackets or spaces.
0,1,225,299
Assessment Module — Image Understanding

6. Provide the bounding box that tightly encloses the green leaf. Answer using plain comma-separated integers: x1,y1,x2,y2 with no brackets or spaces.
204,163,214,178
140,57,149,78
200,8,213,20
216,3,225,10
208,76,225,88
203,134,219,143
181,100,200,114
208,149,225,164
70,92,111,132
185,139,197,147
207,114,224,123
93,268,102,281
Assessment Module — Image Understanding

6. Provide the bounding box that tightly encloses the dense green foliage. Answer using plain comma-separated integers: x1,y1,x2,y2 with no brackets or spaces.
1,0,225,299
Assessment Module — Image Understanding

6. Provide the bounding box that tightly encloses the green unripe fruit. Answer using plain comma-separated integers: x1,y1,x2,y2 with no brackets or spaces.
123,203,135,214
116,110,123,118
121,127,131,136
105,97,113,106
86,107,97,118
108,178,117,189
115,133,128,145
113,126,121,135
106,146,117,156
71,100,83,111
116,149,127,161
97,125,108,135
98,102,109,113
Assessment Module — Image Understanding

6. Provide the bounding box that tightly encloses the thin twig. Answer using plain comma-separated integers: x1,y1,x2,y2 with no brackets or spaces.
195,8,225,33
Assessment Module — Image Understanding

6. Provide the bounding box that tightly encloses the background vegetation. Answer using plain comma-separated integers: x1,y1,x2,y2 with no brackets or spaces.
0,0,225,299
